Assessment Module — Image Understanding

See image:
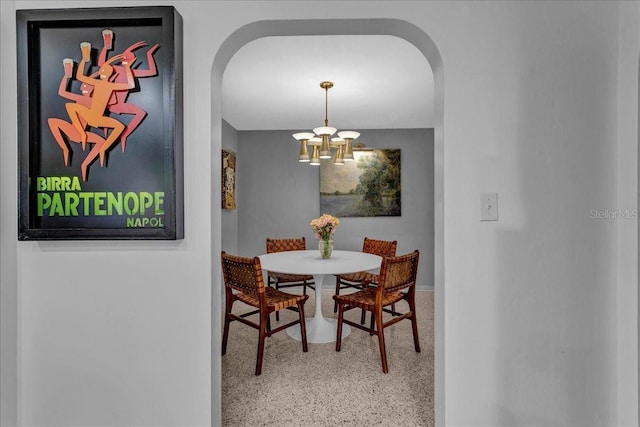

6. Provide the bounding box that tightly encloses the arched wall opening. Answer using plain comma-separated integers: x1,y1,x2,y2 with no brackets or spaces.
211,18,444,426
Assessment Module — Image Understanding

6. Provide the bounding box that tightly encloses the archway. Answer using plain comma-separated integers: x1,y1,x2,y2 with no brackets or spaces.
211,18,444,426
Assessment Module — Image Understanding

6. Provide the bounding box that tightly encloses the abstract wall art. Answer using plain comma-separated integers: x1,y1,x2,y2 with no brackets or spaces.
17,6,184,240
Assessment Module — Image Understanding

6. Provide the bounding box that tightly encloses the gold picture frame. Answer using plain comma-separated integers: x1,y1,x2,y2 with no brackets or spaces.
320,149,401,217
222,149,236,209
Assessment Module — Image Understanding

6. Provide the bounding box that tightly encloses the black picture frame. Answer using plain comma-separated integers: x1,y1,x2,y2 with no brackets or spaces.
16,6,183,240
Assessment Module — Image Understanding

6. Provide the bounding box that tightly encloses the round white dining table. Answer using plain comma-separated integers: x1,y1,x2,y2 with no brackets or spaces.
258,249,382,344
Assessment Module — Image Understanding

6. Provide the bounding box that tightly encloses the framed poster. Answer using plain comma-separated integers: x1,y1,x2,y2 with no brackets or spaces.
16,6,183,240
222,150,236,210
320,149,401,217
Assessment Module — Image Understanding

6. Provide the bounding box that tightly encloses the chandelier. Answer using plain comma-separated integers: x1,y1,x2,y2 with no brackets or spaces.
293,81,360,166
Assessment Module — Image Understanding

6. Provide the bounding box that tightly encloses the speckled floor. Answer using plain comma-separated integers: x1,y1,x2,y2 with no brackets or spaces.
222,290,434,426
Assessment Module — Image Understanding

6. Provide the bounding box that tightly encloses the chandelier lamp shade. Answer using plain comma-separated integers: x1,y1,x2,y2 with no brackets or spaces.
293,81,360,165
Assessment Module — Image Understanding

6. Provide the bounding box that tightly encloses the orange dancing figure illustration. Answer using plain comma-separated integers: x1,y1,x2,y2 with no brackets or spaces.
48,59,108,172
98,29,159,152
66,42,135,180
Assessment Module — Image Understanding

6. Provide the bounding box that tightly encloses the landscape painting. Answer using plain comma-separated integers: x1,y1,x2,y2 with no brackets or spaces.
320,149,401,217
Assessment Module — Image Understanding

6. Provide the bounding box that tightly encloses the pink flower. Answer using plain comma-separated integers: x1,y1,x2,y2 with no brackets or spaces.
310,214,340,241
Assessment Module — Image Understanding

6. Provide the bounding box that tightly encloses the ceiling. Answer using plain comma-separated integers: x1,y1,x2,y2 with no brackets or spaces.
222,35,434,132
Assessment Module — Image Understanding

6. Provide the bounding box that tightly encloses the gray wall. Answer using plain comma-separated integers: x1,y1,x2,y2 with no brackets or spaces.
235,128,434,289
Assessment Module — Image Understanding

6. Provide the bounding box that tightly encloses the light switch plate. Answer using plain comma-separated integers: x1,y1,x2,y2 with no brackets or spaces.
480,193,498,221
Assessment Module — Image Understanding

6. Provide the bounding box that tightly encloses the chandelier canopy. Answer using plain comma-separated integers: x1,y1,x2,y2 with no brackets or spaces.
293,81,360,166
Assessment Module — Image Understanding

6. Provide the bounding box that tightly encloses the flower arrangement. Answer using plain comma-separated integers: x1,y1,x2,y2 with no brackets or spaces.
310,214,340,242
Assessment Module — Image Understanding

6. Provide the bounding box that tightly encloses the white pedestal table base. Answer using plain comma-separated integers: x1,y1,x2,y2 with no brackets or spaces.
286,274,351,343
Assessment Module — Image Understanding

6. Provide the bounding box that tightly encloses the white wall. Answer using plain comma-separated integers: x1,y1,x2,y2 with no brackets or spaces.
1,1,19,425
616,2,640,425
1,1,637,426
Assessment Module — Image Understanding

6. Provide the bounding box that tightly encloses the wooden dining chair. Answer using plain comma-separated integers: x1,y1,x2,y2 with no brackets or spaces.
221,251,309,376
334,237,397,323
333,250,420,374
266,237,315,321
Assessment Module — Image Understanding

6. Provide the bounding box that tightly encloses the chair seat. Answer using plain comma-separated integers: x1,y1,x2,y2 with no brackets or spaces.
268,271,313,283
333,287,403,310
236,287,308,311
337,271,379,285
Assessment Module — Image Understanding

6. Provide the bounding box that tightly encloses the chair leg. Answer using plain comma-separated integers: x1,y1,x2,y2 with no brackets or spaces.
408,295,421,353
369,308,375,335
297,302,308,352
375,307,389,373
360,281,371,324
335,302,345,351
255,310,268,376
334,278,341,313
275,282,280,322
222,298,233,355
411,312,421,353
222,315,230,355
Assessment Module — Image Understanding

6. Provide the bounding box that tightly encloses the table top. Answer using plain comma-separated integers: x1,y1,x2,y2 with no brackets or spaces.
258,250,381,276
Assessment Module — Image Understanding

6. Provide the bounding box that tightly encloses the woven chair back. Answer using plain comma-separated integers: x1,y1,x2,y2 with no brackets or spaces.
266,237,306,253
221,252,265,296
377,250,420,293
362,237,398,258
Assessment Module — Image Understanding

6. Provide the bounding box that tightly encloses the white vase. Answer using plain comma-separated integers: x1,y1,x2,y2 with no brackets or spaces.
319,239,334,259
